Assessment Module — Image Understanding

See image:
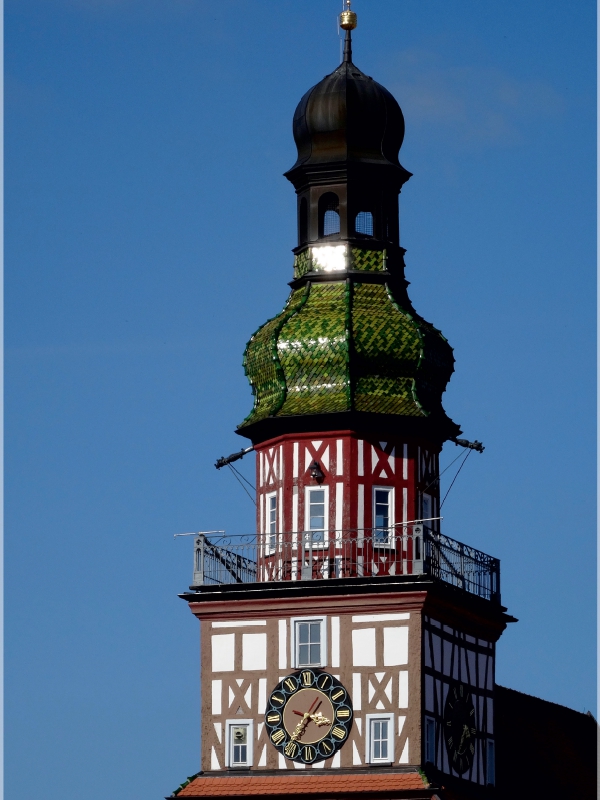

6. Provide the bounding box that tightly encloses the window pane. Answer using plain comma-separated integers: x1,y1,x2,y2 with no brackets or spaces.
309,490,326,534
298,643,309,665
422,494,432,522
297,620,321,665
298,623,309,644
355,211,373,236
324,209,340,235
232,726,248,765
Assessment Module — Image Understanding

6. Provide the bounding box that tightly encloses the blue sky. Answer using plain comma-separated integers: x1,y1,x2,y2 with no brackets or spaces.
6,1,596,798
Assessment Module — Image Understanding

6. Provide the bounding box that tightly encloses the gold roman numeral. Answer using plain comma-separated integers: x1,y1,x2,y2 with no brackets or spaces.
302,746,315,761
271,694,284,706
302,671,313,686
284,678,296,692
267,713,281,724
284,741,298,758
331,726,345,740
318,675,331,689
271,729,285,745
331,689,344,701
336,709,350,719
321,741,332,754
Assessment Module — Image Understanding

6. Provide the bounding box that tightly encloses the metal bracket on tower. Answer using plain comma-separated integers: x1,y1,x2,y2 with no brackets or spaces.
214,445,255,470
452,438,485,453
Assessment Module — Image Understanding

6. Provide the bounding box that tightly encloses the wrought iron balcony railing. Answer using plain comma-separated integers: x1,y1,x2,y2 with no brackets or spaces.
190,526,501,604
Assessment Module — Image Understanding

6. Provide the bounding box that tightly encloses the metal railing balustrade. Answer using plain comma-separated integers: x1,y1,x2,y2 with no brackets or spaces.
191,526,500,603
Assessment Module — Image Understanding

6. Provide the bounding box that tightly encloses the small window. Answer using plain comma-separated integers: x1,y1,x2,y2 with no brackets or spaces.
366,713,394,763
373,487,393,544
319,192,340,237
425,716,436,763
297,620,321,665
421,494,433,527
355,211,373,236
306,487,326,543
291,616,326,667
267,492,277,549
226,720,253,768
486,739,495,786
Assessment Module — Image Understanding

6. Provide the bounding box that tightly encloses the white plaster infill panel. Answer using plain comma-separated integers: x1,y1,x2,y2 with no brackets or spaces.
352,673,362,709
212,620,267,628
352,613,410,623
331,616,340,668
242,633,267,671
352,628,376,666
212,680,222,714
398,671,408,708
383,626,409,666
278,619,287,669
212,634,235,672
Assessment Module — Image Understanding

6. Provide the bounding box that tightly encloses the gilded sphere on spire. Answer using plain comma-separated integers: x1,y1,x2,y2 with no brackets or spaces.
339,10,357,30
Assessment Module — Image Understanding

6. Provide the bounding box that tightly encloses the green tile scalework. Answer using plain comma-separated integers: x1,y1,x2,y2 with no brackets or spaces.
241,286,309,423
239,271,456,429
277,283,349,416
293,250,313,279
350,247,385,272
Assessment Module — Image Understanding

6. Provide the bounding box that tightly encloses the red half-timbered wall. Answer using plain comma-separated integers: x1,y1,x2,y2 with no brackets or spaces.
253,432,441,581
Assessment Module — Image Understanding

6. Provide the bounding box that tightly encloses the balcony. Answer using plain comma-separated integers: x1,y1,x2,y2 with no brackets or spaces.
190,526,501,604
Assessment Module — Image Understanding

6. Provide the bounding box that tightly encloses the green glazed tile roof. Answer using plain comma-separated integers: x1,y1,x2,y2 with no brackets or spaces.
240,264,456,433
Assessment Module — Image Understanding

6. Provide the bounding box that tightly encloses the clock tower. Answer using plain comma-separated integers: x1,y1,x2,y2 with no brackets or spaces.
174,6,515,799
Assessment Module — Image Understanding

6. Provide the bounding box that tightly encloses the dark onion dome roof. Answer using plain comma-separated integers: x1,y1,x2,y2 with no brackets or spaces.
287,59,407,175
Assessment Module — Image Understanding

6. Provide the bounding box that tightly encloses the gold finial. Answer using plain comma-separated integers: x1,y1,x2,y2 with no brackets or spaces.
340,0,357,31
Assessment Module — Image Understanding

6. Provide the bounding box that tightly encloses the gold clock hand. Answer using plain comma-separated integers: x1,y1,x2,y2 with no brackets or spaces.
310,712,331,727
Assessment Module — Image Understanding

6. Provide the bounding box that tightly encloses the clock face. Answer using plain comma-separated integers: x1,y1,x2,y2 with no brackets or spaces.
443,683,477,775
265,669,353,764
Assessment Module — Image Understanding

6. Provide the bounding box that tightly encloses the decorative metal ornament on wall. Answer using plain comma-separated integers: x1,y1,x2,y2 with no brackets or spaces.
265,669,353,764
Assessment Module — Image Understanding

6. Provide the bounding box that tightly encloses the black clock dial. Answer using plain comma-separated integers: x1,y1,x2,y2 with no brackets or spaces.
443,682,477,775
265,669,353,764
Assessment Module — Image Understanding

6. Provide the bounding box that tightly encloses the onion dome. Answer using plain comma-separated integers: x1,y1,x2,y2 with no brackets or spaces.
288,62,407,175
285,35,411,187
238,278,460,445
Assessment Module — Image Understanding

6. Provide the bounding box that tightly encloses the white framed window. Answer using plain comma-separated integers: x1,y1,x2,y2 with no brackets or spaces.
304,486,329,544
225,719,253,768
266,492,277,550
425,716,436,763
486,739,495,786
366,713,394,763
291,616,327,668
373,487,394,544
